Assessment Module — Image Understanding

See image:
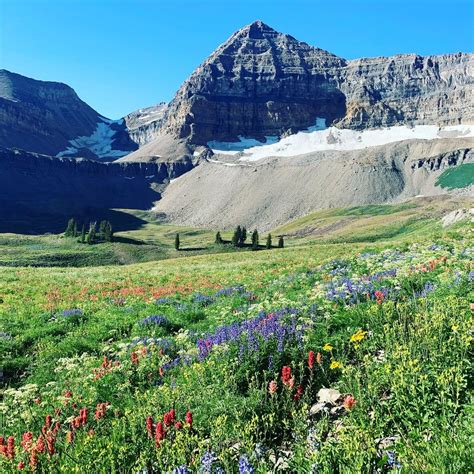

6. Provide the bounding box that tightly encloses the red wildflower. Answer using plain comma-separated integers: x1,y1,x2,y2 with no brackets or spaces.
36,436,45,454
185,410,193,429
308,351,315,370
155,422,165,447
293,384,304,401
94,403,107,420
53,422,60,435
46,435,55,455
159,367,165,377
7,436,15,459
17,461,26,470
316,352,322,364
146,416,154,438
131,352,139,365
79,407,88,425
29,448,38,470
45,415,52,429
374,290,385,305
281,366,292,385
21,432,34,452
268,380,278,395
65,431,74,444
174,421,183,430
343,394,357,410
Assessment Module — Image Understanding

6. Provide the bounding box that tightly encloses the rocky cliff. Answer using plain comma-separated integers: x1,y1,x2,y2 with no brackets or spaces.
123,103,168,146
0,70,137,160
129,20,473,158
0,148,193,233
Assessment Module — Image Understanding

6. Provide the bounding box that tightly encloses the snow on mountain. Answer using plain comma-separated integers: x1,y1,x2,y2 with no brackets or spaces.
57,117,131,160
209,122,474,161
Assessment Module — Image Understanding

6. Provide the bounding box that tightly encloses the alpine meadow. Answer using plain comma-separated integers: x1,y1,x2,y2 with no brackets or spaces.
0,2,473,473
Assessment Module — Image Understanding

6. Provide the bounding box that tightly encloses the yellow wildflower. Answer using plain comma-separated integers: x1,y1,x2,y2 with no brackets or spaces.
330,361,342,370
350,329,368,344
323,343,333,351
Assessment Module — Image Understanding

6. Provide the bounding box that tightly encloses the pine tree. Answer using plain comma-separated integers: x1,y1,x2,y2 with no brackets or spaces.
278,236,284,248
215,231,223,244
80,224,86,243
99,220,107,240
104,222,113,242
175,233,180,251
64,218,76,237
251,229,259,250
86,222,97,245
266,233,272,249
240,227,247,246
73,221,78,238
232,227,241,247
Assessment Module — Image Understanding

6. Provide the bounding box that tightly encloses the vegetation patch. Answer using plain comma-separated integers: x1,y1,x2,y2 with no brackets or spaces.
436,163,474,189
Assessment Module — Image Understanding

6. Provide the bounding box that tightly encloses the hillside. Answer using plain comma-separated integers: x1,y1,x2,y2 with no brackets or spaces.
0,212,472,472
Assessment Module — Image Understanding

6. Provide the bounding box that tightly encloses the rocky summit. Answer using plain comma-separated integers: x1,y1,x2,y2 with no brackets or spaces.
134,20,473,154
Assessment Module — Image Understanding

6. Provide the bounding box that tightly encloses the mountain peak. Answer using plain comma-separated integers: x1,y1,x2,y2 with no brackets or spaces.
240,20,279,39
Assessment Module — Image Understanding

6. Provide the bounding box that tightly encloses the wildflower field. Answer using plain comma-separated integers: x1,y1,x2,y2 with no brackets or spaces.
0,211,473,472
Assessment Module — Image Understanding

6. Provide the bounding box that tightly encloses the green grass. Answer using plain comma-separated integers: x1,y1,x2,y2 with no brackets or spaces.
0,208,472,472
436,163,474,189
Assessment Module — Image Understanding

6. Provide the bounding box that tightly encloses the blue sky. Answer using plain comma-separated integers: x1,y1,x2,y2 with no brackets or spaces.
1,0,473,119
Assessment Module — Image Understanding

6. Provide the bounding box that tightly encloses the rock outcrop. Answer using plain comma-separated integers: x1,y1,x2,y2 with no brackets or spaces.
0,148,193,233
129,20,473,160
123,103,168,146
0,70,137,160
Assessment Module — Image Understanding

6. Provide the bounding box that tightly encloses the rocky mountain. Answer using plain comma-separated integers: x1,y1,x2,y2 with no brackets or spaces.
123,103,168,146
0,147,192,233
126,21,473,161
0,69,138,160
0,21,472,233
153,138,473,231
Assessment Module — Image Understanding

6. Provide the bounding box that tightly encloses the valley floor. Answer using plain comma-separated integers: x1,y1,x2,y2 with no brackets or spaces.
0,200,473,472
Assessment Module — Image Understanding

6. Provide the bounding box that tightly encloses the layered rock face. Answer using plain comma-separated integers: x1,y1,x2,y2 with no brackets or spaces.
148,21,473,148
338,53,473,129
0,70,137,160
123,103,168,146
161,21,347,144
0,148,193,233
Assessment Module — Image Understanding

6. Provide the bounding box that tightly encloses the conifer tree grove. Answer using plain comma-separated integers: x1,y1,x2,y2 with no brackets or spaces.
278,236,284,248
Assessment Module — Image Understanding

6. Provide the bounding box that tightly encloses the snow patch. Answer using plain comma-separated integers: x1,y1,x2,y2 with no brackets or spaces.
219,123,474,162
57,117,129,159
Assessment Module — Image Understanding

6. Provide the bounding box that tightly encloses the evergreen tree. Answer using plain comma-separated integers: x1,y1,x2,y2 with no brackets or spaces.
104,222,113,242
232,226,241,247
251,229,259,250
215,231,223,244
86,222,97,245
239,227,247,246
266,233,272,249
64,218,76,237
73,221,78,238
99,220,107,240
80,224,86,244
175,233,180,251
278,236,284,248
